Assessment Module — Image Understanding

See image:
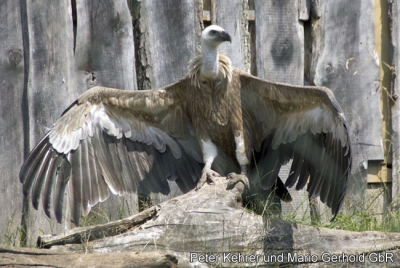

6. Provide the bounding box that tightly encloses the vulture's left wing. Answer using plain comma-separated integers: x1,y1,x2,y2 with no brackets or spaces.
20,81,203,225
238,70,351,217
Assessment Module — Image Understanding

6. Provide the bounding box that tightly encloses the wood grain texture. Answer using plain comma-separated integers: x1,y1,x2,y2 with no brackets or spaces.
38,206,159,248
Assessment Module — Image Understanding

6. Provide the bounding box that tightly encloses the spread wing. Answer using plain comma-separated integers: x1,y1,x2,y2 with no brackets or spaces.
238,70,351,217
20,78,204,225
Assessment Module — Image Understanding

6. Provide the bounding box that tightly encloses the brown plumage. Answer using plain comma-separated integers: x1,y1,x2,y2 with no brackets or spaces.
20,25,351,225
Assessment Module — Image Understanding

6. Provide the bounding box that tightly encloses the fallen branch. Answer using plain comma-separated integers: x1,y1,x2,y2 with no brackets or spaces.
37,206,159,248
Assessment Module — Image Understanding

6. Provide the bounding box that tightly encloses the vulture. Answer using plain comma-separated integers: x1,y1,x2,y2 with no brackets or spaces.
20,25,351,225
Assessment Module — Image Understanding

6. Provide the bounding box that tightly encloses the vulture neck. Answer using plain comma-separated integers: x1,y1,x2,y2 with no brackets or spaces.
188,49,232,88
200,43,220,79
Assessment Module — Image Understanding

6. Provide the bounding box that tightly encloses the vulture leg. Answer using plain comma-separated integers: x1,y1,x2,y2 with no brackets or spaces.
234,135,250,176
196,139,221,190
225,135,252,189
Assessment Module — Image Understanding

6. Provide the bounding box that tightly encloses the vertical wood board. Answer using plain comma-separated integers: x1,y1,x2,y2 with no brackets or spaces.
389,0,400,207
74,0,137,91
0,0,25,246
254,0,304,84
213,0,251,72
135,0,202,89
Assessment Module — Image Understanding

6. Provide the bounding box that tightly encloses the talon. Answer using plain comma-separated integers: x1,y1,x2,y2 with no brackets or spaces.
226,172,236,180
206,176,215,185
212,171,221,177
226,173,250,190
196,168,220,190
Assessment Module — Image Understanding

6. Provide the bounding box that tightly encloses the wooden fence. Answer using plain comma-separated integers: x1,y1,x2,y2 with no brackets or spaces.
0,0,397,246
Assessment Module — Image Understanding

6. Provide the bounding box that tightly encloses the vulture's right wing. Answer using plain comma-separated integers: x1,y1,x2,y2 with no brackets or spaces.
20,78,203,225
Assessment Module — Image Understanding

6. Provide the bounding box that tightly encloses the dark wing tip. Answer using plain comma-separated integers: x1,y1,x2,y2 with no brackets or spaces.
274,176,292,202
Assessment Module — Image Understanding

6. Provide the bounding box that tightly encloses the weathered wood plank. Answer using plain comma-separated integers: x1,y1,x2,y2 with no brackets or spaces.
73,0,137,91
310,0,382,210
0,246,178,268
21,0,76,246
212,0,251,72
299,0,311,21
389,0,400,207
0,0,25,246
254,0,304,84
133,0,202,90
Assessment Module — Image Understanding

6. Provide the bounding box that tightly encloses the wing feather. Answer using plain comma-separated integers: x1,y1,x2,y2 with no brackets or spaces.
87,135,110,205
115,139,138,193
296,161,310,191
42,155,60,218
54,156,71,223
79,139,91,216
20,137,51,191
31,150,52,210
69,149,83,224
239,69,351,217
20,79,204,225
285,138,307,188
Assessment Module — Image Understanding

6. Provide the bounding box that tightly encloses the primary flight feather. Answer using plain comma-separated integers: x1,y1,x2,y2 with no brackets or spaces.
20,25,351,225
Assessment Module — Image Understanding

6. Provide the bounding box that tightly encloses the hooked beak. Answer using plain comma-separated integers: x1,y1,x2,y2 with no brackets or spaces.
220,31,232,43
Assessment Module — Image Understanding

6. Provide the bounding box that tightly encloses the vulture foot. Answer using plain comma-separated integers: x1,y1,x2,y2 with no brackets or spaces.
226,173,250,191
196,169,221,190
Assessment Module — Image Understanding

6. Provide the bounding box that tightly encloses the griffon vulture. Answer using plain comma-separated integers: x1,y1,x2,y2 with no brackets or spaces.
20,25,351,225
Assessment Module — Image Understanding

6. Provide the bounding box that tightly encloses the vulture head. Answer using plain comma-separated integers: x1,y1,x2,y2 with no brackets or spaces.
201,25,232,48
199,25,232,80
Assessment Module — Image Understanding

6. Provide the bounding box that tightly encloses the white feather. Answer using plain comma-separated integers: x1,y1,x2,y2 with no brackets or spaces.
124,130,132,138
201,139,218,169
234,135,249,166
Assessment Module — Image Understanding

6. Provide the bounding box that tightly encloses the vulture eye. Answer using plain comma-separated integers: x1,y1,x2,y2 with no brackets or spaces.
210,30,217,35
